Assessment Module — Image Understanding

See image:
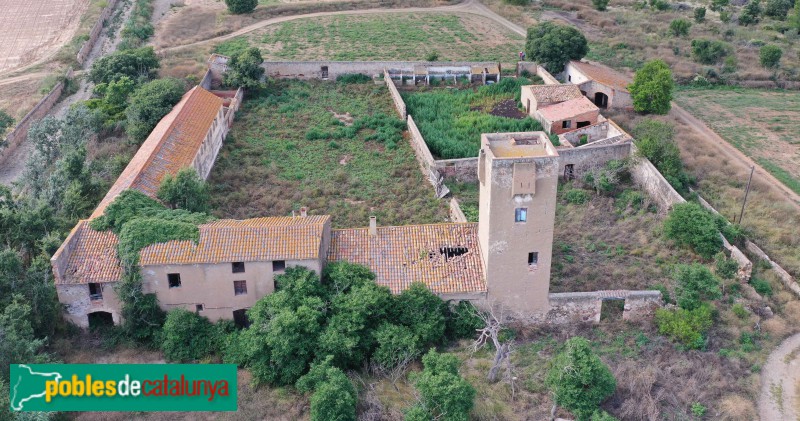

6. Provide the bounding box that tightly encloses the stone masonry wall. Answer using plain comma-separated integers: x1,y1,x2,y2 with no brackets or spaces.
543,290,663,324
385,70,406,119
629,144,686,211
263,61,499,80
76,0,120,65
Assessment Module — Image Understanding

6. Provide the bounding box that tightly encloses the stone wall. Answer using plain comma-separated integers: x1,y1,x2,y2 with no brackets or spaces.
263,61,500,80
76,0,120,65
449,198,468,223
407,115,436,174
0,70,70,164
200,69,213,90
543,290,663,324
628,144,686,211
746,241,800,297
436,157,479,182
56,283,122,328
384,70,406,119
558,142,631,176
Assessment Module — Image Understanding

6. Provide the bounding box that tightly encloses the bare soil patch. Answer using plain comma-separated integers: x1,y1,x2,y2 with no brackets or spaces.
489,98,527,119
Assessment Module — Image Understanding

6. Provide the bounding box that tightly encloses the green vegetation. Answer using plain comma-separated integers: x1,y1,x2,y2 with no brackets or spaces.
161,308,218,362
225,0,258,14
296,358,357,421
673,263,722,310
525,22,588,73
663,203,723,259
89,47,160,85
759,45,782,68
214,37,252,57
669,19,692,37
207,79,448,227
655,304,714,349
406,349,475,421
402,78,542,159
0,110,13,133
694,7,706,22
632,119,691,192
223,48,265,89
739,0,762,26
119,0,155,50
593,0,609,11
565,189,591,204
691,39,731,64
251,14,524,62
629,59,675,115
125,78,185,144
715,252,739,279
764,0,793,18
546,337,616,420
157,167,211,213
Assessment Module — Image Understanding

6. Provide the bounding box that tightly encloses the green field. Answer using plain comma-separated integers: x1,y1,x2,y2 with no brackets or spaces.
207,79,449,228
219,13,524,62
675,87,800,195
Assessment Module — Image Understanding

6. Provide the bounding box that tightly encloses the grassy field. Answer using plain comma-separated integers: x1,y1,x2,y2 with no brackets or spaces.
675,87,800,195
401,77,544,159
207,79,449,228
234,13,524,62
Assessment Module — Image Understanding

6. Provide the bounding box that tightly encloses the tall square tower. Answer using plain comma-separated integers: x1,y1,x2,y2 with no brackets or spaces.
477,132,559,314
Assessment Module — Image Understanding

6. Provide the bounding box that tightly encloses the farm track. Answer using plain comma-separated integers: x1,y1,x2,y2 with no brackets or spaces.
759,332,800,421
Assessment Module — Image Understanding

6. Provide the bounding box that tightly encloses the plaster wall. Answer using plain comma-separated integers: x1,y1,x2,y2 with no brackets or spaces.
57,283,122,328
262,61,499,80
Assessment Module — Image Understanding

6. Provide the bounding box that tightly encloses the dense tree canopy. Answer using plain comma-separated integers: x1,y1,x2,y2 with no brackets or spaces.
629,60,675,114
125,78,185,143
89,47,159,85
406,349,475,421
525,22,589,73
225,0,258,14
161,308,216,362
157,167,211,213
632,119,691,192
546,337,616,420
663,202,723,259
223,48,265,89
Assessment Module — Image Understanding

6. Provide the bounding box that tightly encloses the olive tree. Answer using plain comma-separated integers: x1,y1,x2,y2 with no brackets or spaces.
525,22,588,73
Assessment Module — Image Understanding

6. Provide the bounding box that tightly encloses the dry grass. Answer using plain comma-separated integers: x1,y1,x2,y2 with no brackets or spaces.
0,77,49,121
719,394,758,420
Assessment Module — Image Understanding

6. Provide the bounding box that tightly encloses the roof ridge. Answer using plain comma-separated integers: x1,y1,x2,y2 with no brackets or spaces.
332,222,477,231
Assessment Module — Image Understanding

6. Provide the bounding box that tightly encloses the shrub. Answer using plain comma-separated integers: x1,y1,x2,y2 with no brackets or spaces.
89,47,160,85
445,301,483,340
223,48,265,89
593,0,610,11
711,0,729,11
650,0,670,10
616,189,644,212
691,403,707,417
157,167,210,213
714,252,739,279
225,0,257,14
750,277,773,296
691,39,731,64
161,308,215,362
673,263,722,310
503,0,529,5
373,323,421,369
425,51,440,61
393,283,448,348
336,73,371,84
297,358,357,421
739,0,762,25
694,7,707,22
125,78,185,144
632,119,691,192
720,9,732,22
525,22,588,73
765,0,792,18
663,202,722,259
760,45,782,68
655,304,714,349
669,19,692,36
629,59,674,114
732,303,749,319
0,110,13,133
408,349,475,421
591,411,620,421
546,337,616,420
565,189,591,204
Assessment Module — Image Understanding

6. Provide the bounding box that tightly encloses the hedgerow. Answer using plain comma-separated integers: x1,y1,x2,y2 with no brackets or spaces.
402,77,543,159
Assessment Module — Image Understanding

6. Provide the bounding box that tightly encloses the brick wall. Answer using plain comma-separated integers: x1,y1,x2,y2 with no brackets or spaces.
76,0,120,65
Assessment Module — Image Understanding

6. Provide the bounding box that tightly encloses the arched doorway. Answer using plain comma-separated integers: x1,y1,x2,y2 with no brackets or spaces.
594,92,609,108
88,311,114,330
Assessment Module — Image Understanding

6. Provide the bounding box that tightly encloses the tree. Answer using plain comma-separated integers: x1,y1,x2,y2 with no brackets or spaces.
471,304,514,386
593,0,610,11
629,59,675,114
125,78,185,143
297,358,357,421
673,263,722,310
407,349,475,421
0,295,48,382
694,7,707,22
663,202,722,259
525,22,589,73
0,110,13,133
372,323,420,389
710,0,729,11
225,0,257,14
161,308,216,362
632,119,691,192
691,39,731,64
669,19,692,36
157,167,211,213
116,271,167,345
545,337,616,421
764,0,792,18
760,45,782,68
791,0,800,30
739,0,762,25
223,48,265,89
393,282,448,348
89,47,159,85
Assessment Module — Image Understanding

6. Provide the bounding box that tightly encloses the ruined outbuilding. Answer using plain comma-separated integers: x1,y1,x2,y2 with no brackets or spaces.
521,84,600,135
563,60,633,109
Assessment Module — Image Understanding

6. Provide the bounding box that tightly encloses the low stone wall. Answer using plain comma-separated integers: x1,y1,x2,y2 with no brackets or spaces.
0,70,70,164
263,61,500,80
629,144,685,211
77,0,120,65
200,69,213,90
537,66,560,85
436,157,479,182
385,70,406,119
558,142,631,176
544,290,662,324
407,115,435,173
449,198,467,223
746,241,800,297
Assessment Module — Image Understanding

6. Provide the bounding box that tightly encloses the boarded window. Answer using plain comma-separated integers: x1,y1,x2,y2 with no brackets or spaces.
512,162,536,196
232,262,245,273
168,273,181,288
515,208,527,222
273,260,286,272
234,280,247,296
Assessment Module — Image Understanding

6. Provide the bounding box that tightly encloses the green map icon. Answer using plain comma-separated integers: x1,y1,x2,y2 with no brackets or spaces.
9,365,63,411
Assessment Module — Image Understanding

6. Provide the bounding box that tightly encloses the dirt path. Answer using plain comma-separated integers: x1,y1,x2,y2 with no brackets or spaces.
671,104,800,211
759,333,800,420
0,72,50,87
159,0,526,52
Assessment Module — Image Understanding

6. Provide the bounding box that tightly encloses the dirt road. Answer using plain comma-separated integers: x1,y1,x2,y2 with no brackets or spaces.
760,333,800,420
671,104,800,211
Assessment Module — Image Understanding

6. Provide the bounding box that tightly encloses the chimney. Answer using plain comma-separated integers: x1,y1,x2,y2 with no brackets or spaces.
300,207,307,217
369,216,377,237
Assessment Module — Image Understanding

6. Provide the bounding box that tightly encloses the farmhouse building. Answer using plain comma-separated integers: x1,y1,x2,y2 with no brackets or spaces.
521,84,600,135
562,60,633,109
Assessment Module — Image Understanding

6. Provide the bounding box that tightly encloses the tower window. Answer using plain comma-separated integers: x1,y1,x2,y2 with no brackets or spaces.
515,208,527,222
168,273,181,288
234,280,247,296
528,252,539,266
232,262,245,273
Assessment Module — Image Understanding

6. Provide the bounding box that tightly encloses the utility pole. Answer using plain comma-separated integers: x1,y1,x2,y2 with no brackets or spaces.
739,166,755,225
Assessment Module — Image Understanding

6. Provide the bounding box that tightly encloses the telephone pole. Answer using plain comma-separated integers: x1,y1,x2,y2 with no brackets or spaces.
738,166,754,225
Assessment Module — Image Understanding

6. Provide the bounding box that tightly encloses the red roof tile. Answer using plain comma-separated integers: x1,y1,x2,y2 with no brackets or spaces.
527,84,583,103
54,220,122,285
328,223,486,295
537,96,599,122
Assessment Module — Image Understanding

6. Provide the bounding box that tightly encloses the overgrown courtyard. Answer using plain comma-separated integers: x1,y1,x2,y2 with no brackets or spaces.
207,78,449,228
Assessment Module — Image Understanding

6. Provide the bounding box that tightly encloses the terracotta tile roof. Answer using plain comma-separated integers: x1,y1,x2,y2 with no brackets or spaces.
53,220,122,285
537,96,599,122
527,84,583,103
140,216,330,265
91,86,224,219
571,60,631,92
328,223,486,295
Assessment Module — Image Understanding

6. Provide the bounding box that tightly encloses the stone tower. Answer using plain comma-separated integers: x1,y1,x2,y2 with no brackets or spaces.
477,132,560,314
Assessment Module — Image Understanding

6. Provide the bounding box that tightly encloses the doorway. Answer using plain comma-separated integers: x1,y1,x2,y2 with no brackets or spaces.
594,92,609,108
